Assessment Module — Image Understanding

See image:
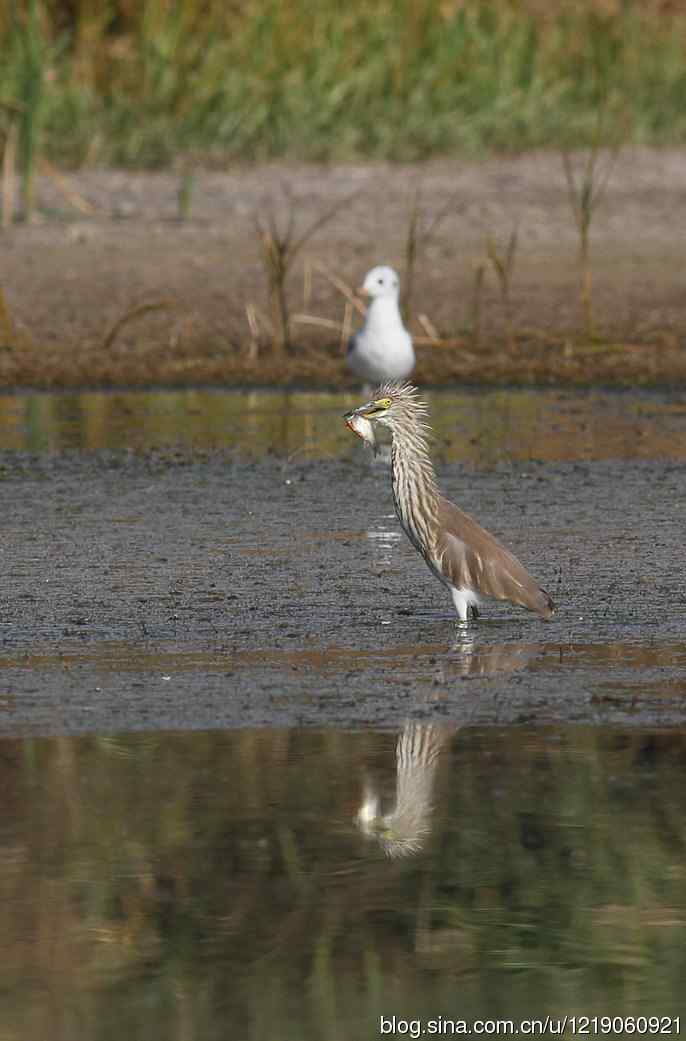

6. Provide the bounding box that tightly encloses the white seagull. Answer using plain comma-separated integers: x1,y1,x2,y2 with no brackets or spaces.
346,266,415,385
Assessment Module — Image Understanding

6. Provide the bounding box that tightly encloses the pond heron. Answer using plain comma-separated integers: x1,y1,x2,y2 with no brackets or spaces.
344,382,555,621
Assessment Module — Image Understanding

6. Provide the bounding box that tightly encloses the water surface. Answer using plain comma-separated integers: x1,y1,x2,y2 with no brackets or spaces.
3,724,685,1039
2,385,686,461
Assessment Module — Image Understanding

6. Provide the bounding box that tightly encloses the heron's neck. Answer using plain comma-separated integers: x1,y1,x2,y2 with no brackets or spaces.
390,429,440,551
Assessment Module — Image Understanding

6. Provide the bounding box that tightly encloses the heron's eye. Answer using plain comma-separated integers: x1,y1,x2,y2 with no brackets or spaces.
377,277,383,284
375,397,393,408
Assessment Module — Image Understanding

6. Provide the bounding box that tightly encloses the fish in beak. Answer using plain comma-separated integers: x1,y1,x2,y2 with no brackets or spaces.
344,408,378,454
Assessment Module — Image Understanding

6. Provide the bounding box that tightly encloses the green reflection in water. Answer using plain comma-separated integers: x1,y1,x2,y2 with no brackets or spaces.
2,726,685,1039
1,388,686,462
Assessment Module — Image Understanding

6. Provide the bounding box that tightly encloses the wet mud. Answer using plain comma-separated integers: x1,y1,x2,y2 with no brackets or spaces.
1,386,685,736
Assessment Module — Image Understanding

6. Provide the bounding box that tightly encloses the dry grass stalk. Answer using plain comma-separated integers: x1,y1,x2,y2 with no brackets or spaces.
414,334,464,349
291,314,342,332
176,169,195,221
254,188,358,354
340,299,353,353
168,313,197,351
561,125,622,338
469,260,487,348
404,181,461,325
417,313,440,341
302,258,313,310
311,261,366,318
245,303,260,361
40,157,96,215
404,184,421,324
249,303,275,338
103,298,175,350
1,121,18,228
0,286,14,344
486,226,519,349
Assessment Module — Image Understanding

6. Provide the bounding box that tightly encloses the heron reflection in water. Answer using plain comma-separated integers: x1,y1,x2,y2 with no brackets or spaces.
356,721,454,860
355,637,537,858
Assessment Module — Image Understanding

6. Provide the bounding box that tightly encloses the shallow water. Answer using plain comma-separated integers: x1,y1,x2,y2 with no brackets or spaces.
2,385,686,461
2,386,686,1034
4,725,686,1038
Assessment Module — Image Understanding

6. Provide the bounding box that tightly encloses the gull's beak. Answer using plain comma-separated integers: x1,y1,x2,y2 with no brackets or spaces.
356,285,369,300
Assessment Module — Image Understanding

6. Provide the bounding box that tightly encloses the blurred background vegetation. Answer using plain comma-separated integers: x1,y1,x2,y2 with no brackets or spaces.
2,0,686,168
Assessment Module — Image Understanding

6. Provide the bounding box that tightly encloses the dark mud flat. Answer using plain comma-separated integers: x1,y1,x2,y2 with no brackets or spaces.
1,438,685,736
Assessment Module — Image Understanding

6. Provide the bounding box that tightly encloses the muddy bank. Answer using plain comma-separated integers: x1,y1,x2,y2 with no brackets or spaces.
1,448,685,736
3,150,686,388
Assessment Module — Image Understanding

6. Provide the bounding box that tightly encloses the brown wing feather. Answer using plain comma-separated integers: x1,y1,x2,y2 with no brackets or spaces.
436,497,555,619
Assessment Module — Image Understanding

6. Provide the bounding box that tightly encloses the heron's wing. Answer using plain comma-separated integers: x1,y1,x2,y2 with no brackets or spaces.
436,497,554,618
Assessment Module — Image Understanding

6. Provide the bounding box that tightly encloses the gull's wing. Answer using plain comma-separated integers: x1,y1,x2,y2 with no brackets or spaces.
436,497,555,618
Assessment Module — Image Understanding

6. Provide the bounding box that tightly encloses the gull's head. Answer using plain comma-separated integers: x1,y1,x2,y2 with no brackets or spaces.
358,265,400,301
344,381,428,435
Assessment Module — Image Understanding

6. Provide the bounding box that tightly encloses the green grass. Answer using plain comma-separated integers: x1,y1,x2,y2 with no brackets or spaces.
3,1,686,167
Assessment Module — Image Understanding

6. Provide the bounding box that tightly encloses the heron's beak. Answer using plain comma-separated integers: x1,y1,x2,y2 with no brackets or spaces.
356,285,369,300
346,401,376,419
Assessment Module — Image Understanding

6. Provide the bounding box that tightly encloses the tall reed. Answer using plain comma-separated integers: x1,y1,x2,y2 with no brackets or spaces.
10,0,46,219
1,2,686,166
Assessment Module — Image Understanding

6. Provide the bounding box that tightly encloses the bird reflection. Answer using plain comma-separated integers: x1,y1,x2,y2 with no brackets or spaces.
448,633,537,678
356,721,455,859
355,638,538,858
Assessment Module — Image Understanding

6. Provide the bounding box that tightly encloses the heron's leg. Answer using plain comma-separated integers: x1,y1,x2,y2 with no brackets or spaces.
450,586,471,622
